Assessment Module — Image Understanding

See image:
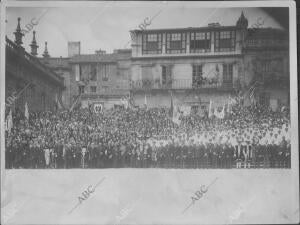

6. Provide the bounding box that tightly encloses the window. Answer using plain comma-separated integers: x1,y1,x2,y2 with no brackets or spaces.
201,105,207,110
79,86,85,94
28,86,35,99
79,64,92,82
259,92,270,106
190,32,211,53
215,31,235,52
103,65,109,81
247,39,258,47
223,64,233,84
79,65,83,81
166,33,186,54
41,93,46,110
191,105,199,114
262,61,271,73
161,65,172,87
142,33,162,54
90,86,96,93
103,86,109,92
192,65,203,87
90,64,97,81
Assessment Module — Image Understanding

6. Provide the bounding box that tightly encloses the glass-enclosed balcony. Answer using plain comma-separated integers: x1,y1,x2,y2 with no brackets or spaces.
130,78,233,90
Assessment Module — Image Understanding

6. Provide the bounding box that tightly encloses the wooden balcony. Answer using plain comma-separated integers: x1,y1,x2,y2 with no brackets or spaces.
130,79,234,91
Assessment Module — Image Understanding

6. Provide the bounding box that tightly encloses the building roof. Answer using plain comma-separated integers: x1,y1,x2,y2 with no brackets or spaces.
246,27,287,40
70,50,131,63
130,25,237,33
6,37,64,87
39,57,70,69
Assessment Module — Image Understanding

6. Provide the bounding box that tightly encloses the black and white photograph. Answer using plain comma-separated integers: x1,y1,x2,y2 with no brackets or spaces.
0,1,299,224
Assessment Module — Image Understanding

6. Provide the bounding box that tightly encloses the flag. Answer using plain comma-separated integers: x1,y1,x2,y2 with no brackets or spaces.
70,94,82,112
88,101,93,114
57,94,65,110
144,94,147,109
220,104,225,119
25,102,29,120
128,92,135,109
169,91,173,118
214,105,225,119
168,92,181,125
208,100,213,118
214,106,220,118
172,106,181,125
227,96,236,114
181,106,191,116
121,96,129,109
6,110,13,133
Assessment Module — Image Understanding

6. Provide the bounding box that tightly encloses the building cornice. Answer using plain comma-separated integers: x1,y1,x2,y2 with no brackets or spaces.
131,53,243,61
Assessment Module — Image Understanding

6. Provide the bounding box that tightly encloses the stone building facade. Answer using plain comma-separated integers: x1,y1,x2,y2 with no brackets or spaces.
68,47,131,110
5,18,64,114
25,11,288,114
242,27,289,109
129,12,289,113
40,57,72,108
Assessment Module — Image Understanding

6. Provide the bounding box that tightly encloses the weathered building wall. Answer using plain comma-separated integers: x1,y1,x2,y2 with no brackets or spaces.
6,38,64,113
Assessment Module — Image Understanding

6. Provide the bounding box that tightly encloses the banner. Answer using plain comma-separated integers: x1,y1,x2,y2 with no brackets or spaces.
208,100,213,118
93,103,103,113
180,105,191,116
6,110,13,133
144,94,148,109
270,99,278,112
169,91,173,118
214,104,225,119
172,106,181,125
120,97,129,109
25,102,29,120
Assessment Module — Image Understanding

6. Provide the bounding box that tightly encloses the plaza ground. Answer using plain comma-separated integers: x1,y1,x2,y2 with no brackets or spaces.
1,169,299,224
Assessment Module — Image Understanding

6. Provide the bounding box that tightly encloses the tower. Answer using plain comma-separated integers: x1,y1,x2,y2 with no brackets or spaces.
14,17,24,46
42,41,50,58
236,11,248,29
30,31,39,56
236,11,249,49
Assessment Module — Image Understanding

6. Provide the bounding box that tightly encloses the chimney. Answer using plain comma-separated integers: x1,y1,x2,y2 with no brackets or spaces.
30,31,38,56
68,42,81,57
208,22,221,27
95,49,106,55
14,17,24,46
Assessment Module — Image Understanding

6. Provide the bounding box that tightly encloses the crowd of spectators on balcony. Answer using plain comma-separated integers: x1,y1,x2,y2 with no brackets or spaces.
130,76,222,89
5,101,290,169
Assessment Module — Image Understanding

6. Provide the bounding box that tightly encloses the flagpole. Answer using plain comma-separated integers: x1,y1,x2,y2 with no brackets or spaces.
6,82,33,111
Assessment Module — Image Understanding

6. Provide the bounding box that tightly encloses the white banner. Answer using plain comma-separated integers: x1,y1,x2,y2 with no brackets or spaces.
93,103,103,113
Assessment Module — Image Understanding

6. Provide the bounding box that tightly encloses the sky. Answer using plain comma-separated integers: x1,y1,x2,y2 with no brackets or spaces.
5,2,284,57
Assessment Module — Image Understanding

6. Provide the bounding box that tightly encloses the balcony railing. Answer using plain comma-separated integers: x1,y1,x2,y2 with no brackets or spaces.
130,79,233,90
262,74,289,87
244,39,288,49
81,89,130,98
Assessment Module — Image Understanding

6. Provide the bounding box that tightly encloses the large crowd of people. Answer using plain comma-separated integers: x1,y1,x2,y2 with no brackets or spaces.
5,103,291,169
